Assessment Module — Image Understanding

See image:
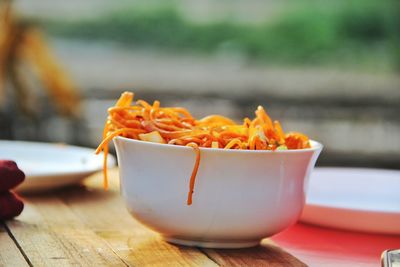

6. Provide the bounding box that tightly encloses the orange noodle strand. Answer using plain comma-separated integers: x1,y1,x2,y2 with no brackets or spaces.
186,142,201,205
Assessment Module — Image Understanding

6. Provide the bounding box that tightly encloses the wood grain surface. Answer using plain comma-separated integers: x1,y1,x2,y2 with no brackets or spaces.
2,169,305,266
0,223,29,267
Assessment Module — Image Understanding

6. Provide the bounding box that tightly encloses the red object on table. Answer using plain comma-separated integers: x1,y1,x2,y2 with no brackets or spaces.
0,160,25,220
0,191,24,220
0,160,25,191
272,222,400,266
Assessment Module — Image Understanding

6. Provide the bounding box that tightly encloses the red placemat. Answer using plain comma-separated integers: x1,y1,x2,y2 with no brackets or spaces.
272,223,400,266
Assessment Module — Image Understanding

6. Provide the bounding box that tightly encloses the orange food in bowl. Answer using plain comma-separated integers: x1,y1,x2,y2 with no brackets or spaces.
96,92,312,205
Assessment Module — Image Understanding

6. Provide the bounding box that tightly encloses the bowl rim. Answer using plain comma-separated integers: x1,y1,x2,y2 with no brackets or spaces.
114,136,323,154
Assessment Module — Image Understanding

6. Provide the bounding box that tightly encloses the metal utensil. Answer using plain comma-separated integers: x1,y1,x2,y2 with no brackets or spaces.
382,249,400,267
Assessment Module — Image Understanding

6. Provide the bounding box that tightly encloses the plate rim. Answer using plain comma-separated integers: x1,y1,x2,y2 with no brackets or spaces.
0,139,115,178
306,167,400,213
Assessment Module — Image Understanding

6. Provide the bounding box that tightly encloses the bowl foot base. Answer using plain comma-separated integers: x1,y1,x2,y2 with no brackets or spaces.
163,236,260,248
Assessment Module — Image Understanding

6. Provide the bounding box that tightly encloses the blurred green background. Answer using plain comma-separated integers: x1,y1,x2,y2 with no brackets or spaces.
45,0,400,71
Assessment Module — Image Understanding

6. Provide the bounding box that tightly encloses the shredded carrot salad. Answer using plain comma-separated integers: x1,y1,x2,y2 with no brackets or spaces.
96,92,311,205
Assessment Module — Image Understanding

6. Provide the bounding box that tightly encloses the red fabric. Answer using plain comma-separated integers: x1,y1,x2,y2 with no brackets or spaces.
272,223,400,266
0,191,24,220
0,160,25,191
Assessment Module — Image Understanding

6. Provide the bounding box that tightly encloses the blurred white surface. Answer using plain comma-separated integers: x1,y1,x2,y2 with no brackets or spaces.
0,140,115,193
301,167,400,234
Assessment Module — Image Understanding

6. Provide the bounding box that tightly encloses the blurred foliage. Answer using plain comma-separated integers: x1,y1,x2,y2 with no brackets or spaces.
44,0,400,71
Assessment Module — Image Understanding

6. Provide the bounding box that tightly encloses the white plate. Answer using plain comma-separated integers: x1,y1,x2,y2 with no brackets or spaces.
0,140,115,193
301,167,400,235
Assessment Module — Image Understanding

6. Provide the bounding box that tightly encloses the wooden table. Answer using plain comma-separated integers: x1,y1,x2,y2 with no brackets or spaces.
2,169,399,266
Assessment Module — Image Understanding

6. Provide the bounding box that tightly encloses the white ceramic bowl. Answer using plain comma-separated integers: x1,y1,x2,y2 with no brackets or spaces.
114,136,322,248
